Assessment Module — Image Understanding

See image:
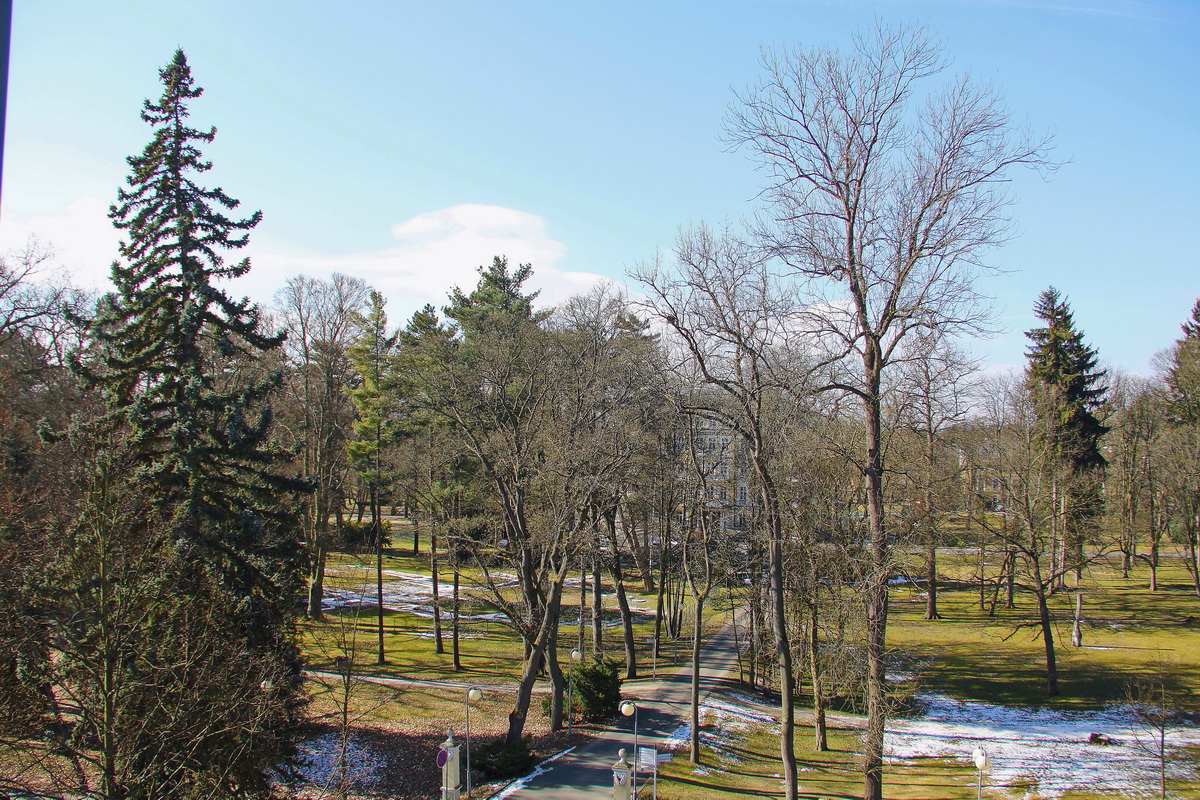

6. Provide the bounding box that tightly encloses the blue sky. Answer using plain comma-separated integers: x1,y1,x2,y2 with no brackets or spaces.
2,0,1197,376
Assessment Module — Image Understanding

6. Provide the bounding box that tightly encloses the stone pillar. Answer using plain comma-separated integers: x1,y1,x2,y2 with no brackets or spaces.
440,730,461,800
612,748,634,800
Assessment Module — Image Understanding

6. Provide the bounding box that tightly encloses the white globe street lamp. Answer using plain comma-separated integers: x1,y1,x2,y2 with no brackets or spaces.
568,648,583,733
465,686,482,797
972,746,989,800
620,700,639,797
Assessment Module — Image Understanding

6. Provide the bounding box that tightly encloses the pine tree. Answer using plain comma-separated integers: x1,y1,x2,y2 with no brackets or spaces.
1025,287,1108,585
1165,298,1200,425
78,49,304,591
1025,287,1109,472
65,50,304,795
347,289,399,665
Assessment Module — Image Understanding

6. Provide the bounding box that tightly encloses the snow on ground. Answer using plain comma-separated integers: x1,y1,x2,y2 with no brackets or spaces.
320,580,508,622
887,694,1200,798
658,689,1199,796
323,568,658,625
294,732,385,792
662,692,781,772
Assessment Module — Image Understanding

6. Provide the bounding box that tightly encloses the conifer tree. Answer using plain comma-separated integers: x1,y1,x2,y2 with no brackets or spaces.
77,49,304,596
1025,287,1108,582
1025,287,1108,472
347,289,399,664
65,50,304,795
1165,298,1200,425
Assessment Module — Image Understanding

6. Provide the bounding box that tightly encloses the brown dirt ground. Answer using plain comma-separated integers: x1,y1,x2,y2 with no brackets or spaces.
287,718,598,799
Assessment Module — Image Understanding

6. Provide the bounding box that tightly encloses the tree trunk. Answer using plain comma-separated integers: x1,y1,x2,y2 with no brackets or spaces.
619,502,654,593
432,531,443,654
689,593,706,763
374,485,385,665
925,539,939,620
307,542,327,619
768,529,797,799
1032,559,1059,696
809,600,827,752
1149,490,1160,592
1072,592,1083,647
578,559,587,654
862,389,888,800
452,567,462,671
591,557,603,654
609,521,638,680
547,626,565,732
506,574,568,743
978,541,986,613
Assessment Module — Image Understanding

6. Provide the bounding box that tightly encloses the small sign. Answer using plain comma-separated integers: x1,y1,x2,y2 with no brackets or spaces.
436,749,449,768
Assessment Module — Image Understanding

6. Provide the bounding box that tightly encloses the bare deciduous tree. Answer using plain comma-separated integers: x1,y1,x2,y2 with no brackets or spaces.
275,273,371,619
724,24,1053,798
635,223,805,795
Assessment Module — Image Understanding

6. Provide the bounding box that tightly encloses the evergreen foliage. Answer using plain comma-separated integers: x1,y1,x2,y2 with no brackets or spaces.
346,290,399,505
445,256,545,330
1025,286,1109,473
76,50,305,579
1165,298,1200,425
61,50,305,796
1024,286,1108,567
572,655,623,721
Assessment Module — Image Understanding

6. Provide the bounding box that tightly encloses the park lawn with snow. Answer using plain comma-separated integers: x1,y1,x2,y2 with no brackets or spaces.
654,553,1200,798
654,693,982,799
298,523,689,684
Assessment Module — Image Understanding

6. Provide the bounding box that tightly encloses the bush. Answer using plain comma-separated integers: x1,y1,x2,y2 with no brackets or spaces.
573,656,623,721
473,736,533,778
337,520,391,552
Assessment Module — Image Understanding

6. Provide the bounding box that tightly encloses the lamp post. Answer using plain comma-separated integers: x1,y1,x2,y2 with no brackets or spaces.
568,648,583,733
972,746,989,800
465,686,482,797
620,700,638,797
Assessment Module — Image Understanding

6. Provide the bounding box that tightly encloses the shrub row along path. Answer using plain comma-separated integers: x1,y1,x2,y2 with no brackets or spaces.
496,617,743,800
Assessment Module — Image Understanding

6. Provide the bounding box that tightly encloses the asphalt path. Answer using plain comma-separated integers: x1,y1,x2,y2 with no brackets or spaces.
491,617,744,800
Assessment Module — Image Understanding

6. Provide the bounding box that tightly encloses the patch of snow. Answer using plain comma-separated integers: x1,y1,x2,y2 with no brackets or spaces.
887,694,1200,798
662,723,691,751
294,732,385,791
702,696,775,730
727,690,769,707
320,585,507,622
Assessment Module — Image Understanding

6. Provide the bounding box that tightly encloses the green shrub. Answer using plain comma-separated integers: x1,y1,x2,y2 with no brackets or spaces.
473,736,533,778
337,520,390,552
573,656,623,721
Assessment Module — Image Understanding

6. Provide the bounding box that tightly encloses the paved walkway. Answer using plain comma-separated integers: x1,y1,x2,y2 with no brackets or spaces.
492,616,743,799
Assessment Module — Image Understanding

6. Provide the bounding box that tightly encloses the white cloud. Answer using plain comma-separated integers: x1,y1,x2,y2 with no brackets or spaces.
0,199,611,325
0,195,121,290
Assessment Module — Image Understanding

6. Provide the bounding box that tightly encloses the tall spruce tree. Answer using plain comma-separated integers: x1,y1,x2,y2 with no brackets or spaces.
79,49,304,590
1165,298,1200,425
68,50,304,795
1025,287,1108,471
1025,287,1108,583
347,290,399,665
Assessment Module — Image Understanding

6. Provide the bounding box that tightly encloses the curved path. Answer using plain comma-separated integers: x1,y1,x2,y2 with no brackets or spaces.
492,617,743,799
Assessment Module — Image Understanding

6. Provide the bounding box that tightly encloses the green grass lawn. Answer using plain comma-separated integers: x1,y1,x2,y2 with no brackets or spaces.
889,551,1200,709
297,519,702,684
